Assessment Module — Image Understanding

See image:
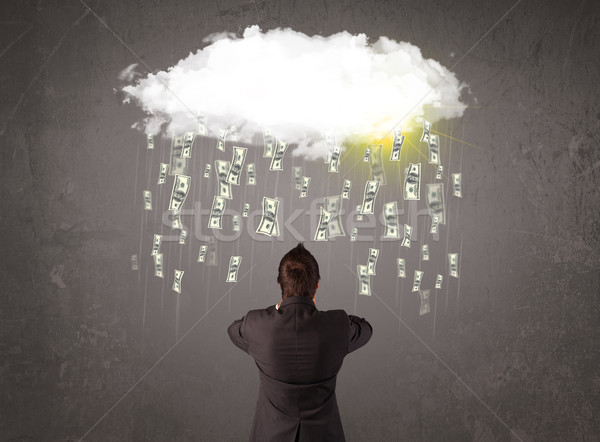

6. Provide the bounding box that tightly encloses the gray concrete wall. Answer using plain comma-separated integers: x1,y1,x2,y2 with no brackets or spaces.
1,0,599,441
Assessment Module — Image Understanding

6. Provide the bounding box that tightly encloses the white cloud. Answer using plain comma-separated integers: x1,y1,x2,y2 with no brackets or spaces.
122,25,469,159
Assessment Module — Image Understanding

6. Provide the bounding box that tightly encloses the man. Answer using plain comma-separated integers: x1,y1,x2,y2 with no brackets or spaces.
228,243,373,442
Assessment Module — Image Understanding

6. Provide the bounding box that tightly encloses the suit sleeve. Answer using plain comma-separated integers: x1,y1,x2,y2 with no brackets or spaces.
347,314,373,354
227,315,249,354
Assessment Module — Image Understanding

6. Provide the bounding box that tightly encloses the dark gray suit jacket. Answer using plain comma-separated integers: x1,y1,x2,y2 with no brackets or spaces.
227,296,372,442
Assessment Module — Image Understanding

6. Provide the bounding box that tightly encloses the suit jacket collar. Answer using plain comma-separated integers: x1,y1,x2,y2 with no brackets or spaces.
279,296,317,309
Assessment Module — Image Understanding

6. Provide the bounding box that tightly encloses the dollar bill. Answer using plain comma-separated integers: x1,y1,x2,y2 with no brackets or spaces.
314,207,332,241
263,129,274,158
355,204,364,221
428,134,440,164
350,227,358,241
147,134,154,150
256,197,279,236
325,133,335,164
435,274,443,289
397,258,405,278
216,129,227,152
153,253,163,278
401,224,413,247
360,180,380,214
300,176,310,198
420,119,432,143
242,203,249,217
179,229,187,244
143,190,152,210
363,147,370,162
383,201,400,238
226,256,242,282
196,112,207,136
131,254,138,271
215,160,232,199
197,245,207,262
226,146,247,185
328,145,341,173
168,174,191,213
421,244,429,261
403,163,421,200
366,247,379,275
172,211,182,230
412,270,424,292
430,215,440,234
294,167,302,189
182,131,195,158
203,163,211,178
357,264,371,296
449,253,459,278
233,215,240,231
270,140,289,171
169,135,187,175
325,195,345,237
151,234,162,256
157,163,169,184
247,163,256,186
342,179,352,199
390,129,404,161
173,269,184,293
208,196,226,229
419,289,430,315
452,173,462,198
369,144,386,185
426,183,446,225
436,165,443,180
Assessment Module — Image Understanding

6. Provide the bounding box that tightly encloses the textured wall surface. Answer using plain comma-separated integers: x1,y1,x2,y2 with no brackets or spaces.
1,0,599,441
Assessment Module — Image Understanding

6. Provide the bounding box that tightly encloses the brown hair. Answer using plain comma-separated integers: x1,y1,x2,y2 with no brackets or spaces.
277,243,320,299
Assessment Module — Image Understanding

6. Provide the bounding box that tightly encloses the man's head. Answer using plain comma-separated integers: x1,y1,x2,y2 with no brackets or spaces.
277,243,320,300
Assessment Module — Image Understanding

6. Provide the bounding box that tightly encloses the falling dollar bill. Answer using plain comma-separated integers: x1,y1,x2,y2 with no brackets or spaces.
436,165,443,180
226,256,242,282
426,183,446,225
168,174,191,213
383,201,400,239
412,270,424,292
360,180,380,214
328,145,341,173
157,163,169,185
420,119,432,143
350,227,358,241
342,179,352,199
363,147,370,162
357,264,371,296
197,245,207,262
449,253,459,278
369,144,386,185
196,112,207,136
143,190,152,210
242,203,250,217
366,247,379,275
179,229,187,244
325,195,345,237
215,160,232,199
173,269,184,293
203,163,211,178
169,135,187,175
421,244,430,261
452,173,462,198
300,176,310,198
401,224,413,247
216,128,227,152
419,289,430,315
270,140,289,171
403,163,421,200
314,207,332,241
325,133,335,164
208,196,226,229
263,129,274,158
172,211,182,230
435,274,443,289
151,234,162,256
256,196,279,236
430,215,440,234
226,146,247,185
355,204,364,221
153,253,163,278
428,134,440,164
233,215,240,231
131,254,138,271
397,258,406,278
390,128,404,161
246,163,256,186
294,167,302,190
147,134,154,150
181,131,195,158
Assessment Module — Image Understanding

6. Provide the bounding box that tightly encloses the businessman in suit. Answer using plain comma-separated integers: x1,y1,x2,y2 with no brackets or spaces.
227,243,373,442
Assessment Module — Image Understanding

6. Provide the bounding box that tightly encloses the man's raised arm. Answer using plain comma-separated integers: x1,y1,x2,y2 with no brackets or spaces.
347,314,373,354
227,316,249,353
